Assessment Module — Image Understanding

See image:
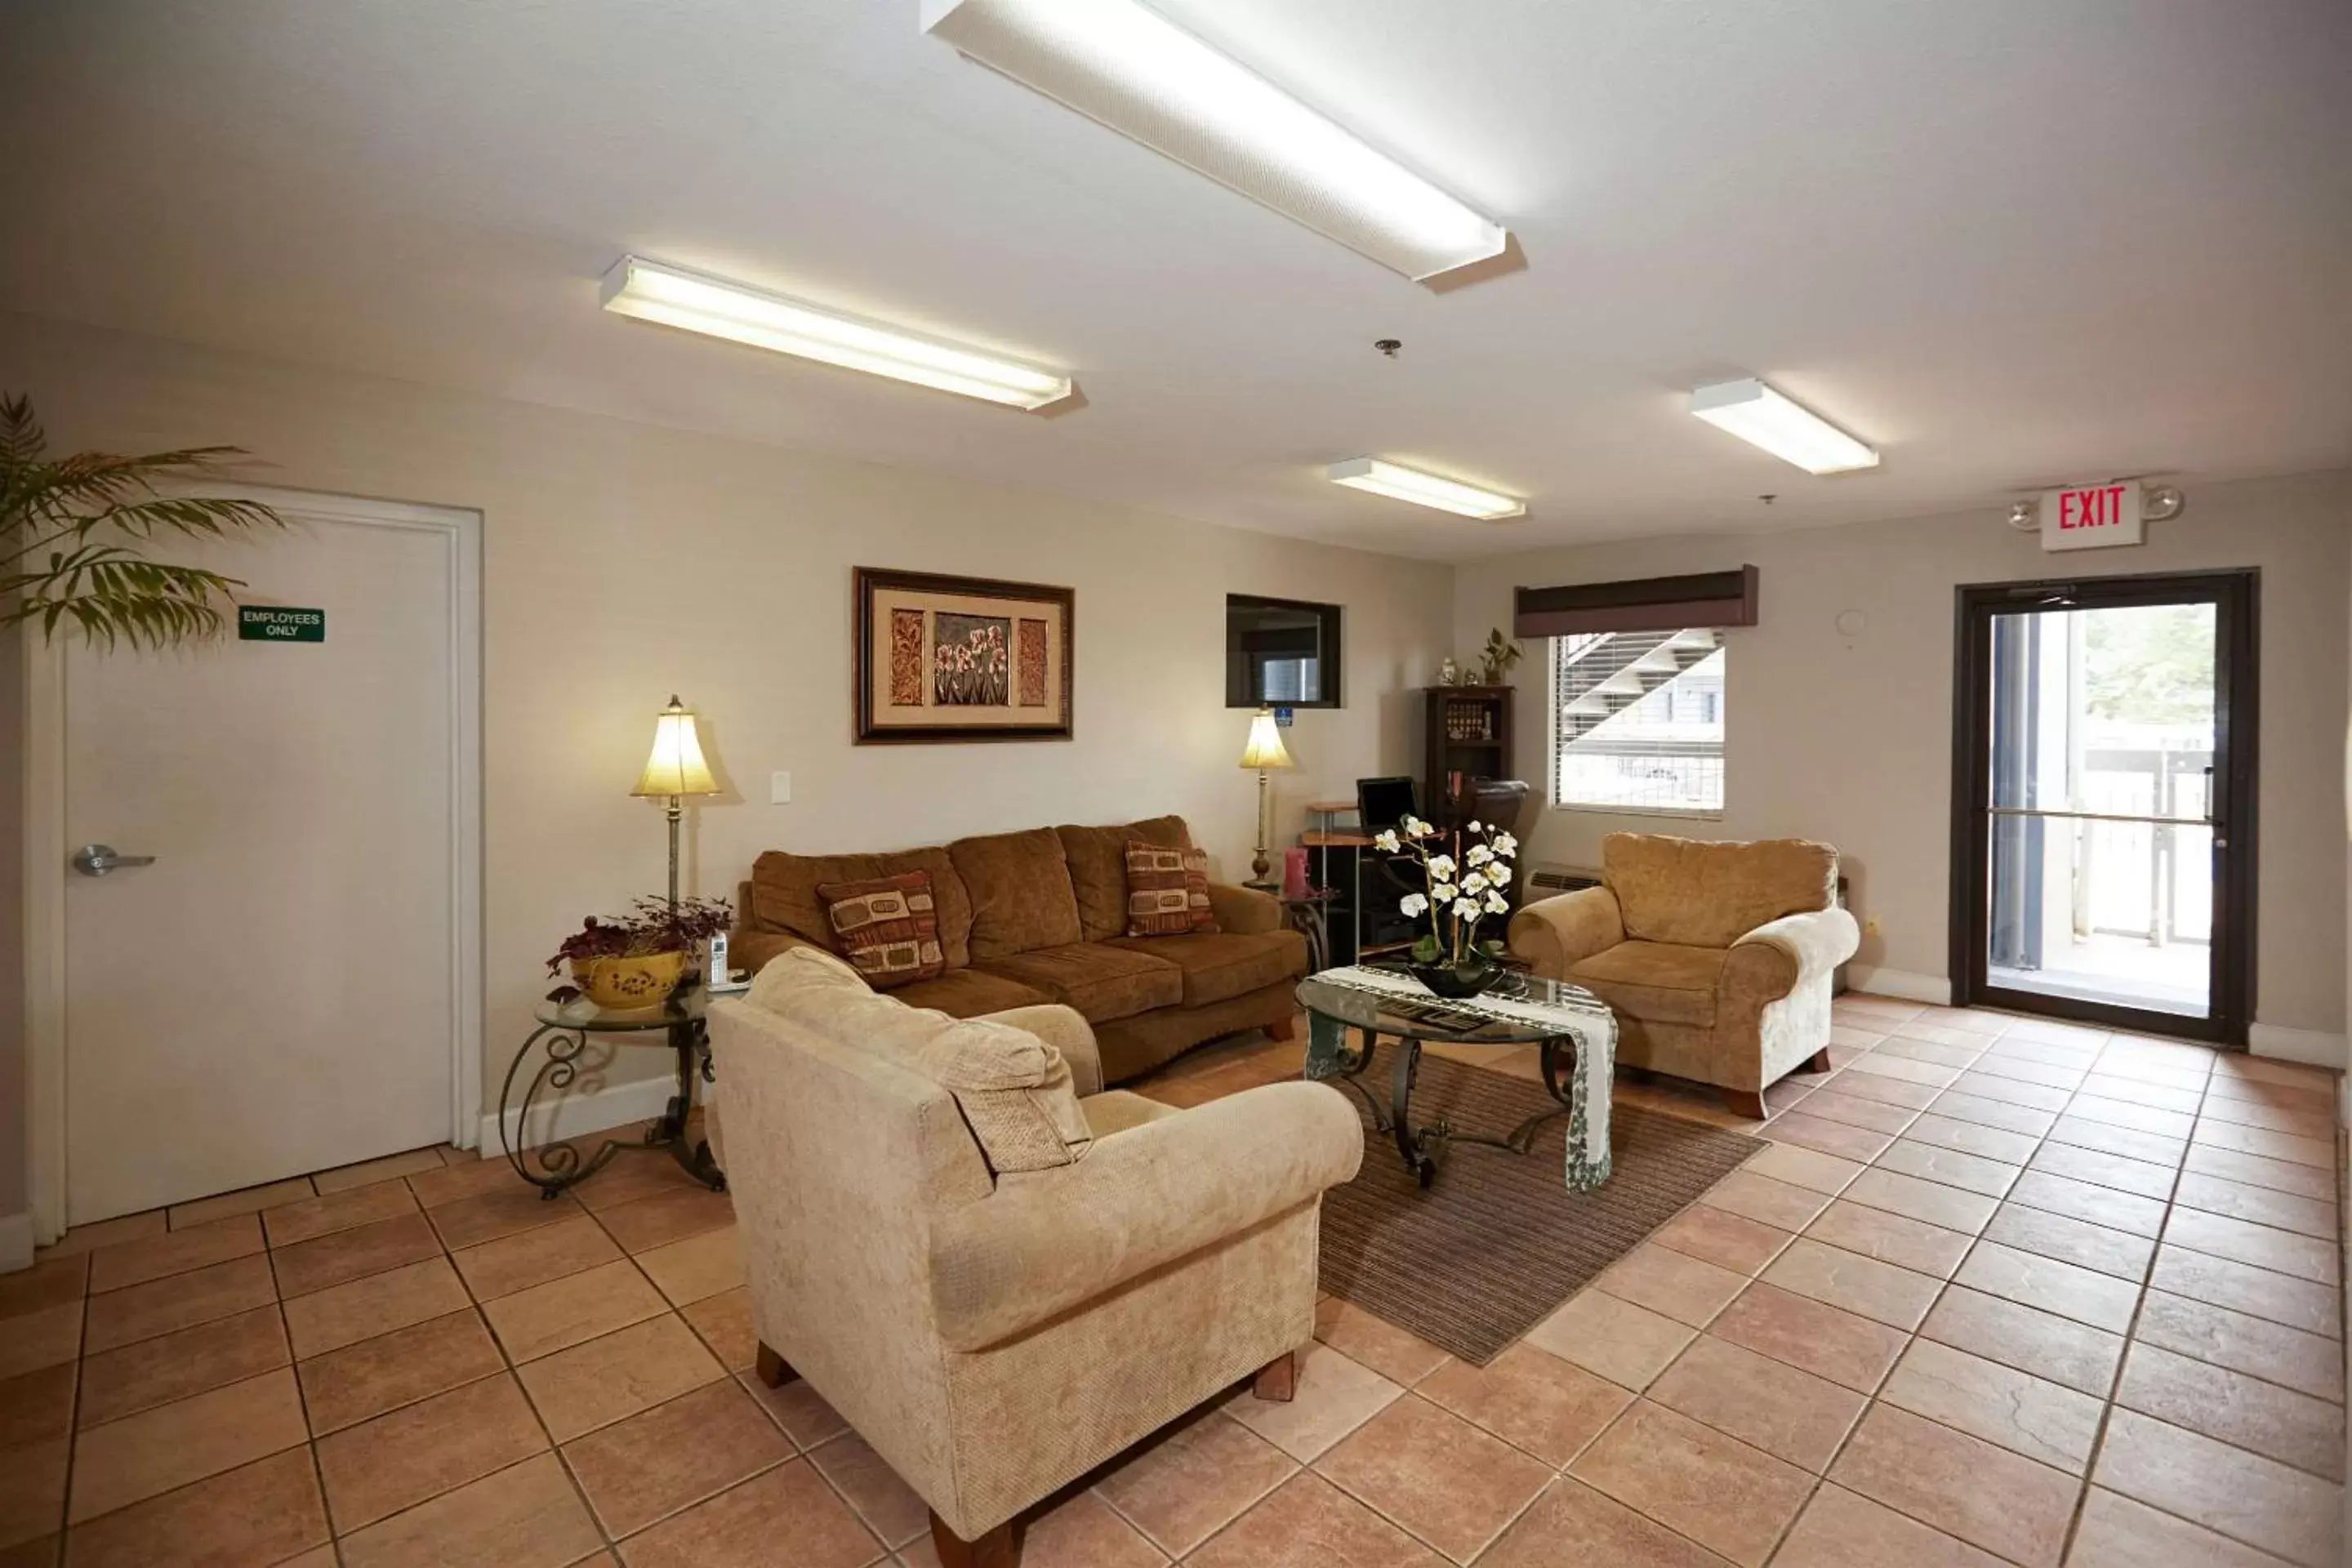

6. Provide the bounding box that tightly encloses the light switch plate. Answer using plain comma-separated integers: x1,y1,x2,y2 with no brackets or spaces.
769,771,792,804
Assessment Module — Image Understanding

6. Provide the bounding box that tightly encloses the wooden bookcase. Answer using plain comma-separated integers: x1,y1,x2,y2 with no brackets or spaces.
1423,685,1514,826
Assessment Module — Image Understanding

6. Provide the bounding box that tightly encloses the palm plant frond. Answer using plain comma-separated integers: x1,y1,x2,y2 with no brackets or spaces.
0,393,283,650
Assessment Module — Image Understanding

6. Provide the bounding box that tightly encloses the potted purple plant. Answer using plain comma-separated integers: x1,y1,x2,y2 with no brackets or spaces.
547,895,732,1008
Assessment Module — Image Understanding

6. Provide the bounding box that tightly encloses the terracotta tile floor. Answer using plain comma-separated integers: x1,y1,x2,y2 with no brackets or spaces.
2,996,2343,1566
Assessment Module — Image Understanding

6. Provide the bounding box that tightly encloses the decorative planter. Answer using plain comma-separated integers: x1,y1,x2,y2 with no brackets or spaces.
572,951,687,1009
1406,959,1503,999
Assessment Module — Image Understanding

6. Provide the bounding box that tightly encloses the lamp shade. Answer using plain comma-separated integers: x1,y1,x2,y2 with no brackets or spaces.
631,697,719,798
1238,709,1294,771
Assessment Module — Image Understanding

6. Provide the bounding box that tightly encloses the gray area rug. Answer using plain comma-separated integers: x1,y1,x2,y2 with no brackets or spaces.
1316,1041,1766,1365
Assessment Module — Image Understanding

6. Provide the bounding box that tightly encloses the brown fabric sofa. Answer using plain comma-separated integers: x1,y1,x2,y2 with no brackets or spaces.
731,814,1307,1084
707,954,1362,1565
1508,832,1860,1118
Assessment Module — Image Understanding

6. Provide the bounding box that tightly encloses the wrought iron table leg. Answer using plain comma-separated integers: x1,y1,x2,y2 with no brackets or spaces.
499,1025,626,1198
1506,1036,1577,1152
1389,1037,1435,1187
1325,1027,1393,1130
657,1018,725,1191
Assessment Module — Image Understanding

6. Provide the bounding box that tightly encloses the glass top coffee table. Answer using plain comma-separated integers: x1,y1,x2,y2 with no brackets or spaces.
1298,964,1618,1192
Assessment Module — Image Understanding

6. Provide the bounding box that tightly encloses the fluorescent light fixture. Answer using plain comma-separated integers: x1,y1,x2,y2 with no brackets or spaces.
1328,458,1525,520
921,0,1508,282
1689,378,1878,474
599,256,1072,410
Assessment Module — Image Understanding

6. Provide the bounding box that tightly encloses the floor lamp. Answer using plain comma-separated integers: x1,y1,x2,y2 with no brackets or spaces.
1238,708,1294,889
630,696,720,915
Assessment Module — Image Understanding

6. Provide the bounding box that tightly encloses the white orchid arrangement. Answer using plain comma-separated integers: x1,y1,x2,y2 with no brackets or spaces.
1371,815,1520,969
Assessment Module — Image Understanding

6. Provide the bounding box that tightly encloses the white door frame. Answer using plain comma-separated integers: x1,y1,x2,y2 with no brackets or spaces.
20,483,483,1245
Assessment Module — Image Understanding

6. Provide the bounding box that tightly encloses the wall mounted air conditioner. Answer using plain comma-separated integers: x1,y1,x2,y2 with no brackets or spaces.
1524,862,1601,898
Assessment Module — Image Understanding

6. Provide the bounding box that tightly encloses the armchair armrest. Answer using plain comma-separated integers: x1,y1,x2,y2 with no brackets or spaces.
1207,882,1281,935
975,1004,1102,1097
927,1081,1362,1351
1507,887,1624,978
1722,906,1861,1001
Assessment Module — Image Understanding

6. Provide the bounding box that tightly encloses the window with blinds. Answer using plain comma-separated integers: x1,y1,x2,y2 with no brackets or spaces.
1551,628,1726,813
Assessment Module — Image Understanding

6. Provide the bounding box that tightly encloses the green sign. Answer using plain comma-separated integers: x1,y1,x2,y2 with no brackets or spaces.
237,605,325,644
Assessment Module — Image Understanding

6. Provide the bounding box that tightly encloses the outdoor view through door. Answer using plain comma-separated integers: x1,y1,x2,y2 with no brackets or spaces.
1952,572,2256,1043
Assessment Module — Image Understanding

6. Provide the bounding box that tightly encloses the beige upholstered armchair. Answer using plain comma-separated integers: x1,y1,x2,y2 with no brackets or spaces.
707,948,1362,1567
1508,833,1860,1118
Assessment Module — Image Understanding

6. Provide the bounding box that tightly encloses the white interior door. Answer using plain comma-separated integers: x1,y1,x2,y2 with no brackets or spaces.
60,492,476,1223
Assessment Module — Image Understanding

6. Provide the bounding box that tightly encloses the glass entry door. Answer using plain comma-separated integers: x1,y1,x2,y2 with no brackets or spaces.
1952,572,2256,1042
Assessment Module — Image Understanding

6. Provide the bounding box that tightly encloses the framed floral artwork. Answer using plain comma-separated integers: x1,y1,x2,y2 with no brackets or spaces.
853,567,1075,743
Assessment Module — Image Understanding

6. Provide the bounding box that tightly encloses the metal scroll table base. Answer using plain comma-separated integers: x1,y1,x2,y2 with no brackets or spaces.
1321,1026,1578,1188
497,1016,724,1199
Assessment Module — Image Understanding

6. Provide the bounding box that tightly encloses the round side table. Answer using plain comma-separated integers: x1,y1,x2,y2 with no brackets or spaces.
497,989,724,1198
1275,895,1338,973
1244,881,1337,973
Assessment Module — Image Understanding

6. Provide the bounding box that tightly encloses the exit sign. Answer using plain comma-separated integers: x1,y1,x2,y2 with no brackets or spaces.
238,605,325,643
2040,482,2143,552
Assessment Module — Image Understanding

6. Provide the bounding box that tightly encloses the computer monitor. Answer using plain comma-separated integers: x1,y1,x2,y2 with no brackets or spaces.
1356,776,1419,833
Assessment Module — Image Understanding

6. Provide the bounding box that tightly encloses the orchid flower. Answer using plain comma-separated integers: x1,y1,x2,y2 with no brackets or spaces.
1398,893,1428,916
1373,829,1401,853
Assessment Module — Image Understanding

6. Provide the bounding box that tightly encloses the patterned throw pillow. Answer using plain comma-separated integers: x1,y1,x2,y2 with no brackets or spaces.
1123,841,1218,938
817,871,946,989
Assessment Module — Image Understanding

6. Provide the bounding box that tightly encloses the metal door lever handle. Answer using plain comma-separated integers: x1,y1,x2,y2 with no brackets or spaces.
72,844,156,876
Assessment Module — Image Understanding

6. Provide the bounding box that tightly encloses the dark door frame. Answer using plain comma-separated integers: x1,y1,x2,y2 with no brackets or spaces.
1948,568,2258,1045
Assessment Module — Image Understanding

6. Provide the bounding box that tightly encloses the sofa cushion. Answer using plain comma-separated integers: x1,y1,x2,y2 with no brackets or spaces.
891,969,1054,1018
973,943,1183,1024
817,871,947,990
751,846,974,969
1057,816,1190,941
747,947,1092,1174
949,827,1085,960
1568,940,1726,1027
1602,833,1837,949
1123,842,1218,938
1102,930,1307,1009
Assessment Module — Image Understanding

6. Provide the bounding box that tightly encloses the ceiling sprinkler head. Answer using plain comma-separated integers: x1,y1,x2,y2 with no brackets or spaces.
1757,493,1776,505
2006,499,2039,532
1374,338,1401,358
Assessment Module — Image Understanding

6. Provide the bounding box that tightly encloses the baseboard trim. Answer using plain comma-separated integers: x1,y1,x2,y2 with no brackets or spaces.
1844,967,1953,1006
2247,1023,2349,1071
475,1073,676,1159
0,1213,33,1273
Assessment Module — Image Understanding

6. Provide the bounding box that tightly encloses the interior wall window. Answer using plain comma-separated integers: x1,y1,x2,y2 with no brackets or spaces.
1226,594,1342,708
1551,629,1726,814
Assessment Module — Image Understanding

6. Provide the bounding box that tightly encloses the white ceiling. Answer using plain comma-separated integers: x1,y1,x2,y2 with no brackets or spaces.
3,1,2348,562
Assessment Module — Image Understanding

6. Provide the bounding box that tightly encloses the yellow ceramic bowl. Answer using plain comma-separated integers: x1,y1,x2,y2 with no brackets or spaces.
574,951,687,1009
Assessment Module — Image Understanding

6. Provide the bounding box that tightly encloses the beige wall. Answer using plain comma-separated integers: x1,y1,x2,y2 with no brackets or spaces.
0,312,1454,1133
1455,470,2352,1040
